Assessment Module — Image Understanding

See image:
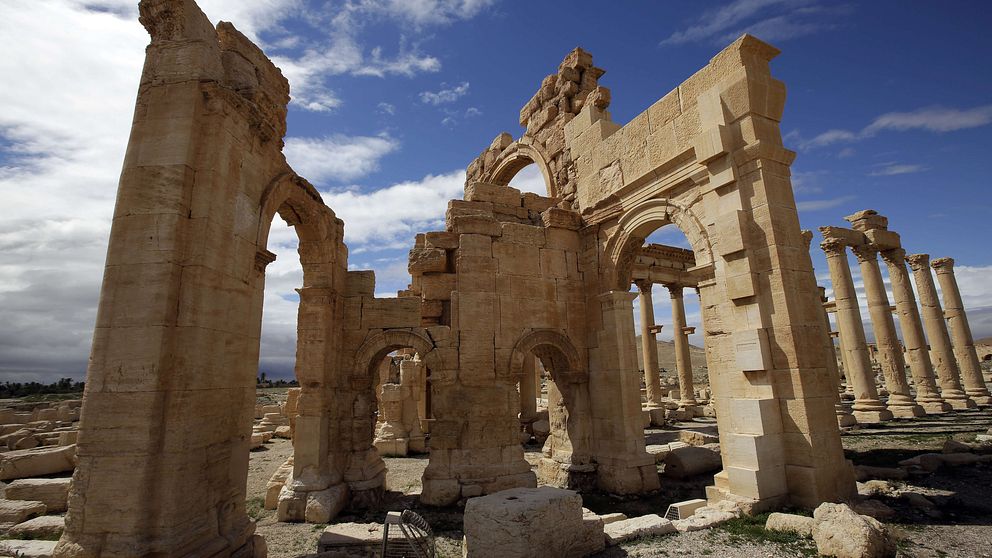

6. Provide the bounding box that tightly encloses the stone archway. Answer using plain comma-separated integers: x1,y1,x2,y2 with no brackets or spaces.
509,329,595,490
486,141,558,198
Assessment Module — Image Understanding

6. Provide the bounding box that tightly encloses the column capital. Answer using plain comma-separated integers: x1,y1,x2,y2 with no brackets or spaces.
930,257,954,273
820,237,848,256
664,283,684,298
633,280,654,293
800,229,813,250
906,253,930,271
851,244,878,264
880,247,906,266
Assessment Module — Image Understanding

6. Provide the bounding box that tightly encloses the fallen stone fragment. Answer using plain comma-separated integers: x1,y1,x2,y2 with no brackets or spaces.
604,514,676,545
812,502,895,558
0,539,58,558
662,445,721,479
4,478,71,513
0,499,46,524
9,515,65,539
765,512,814,537
853,465,907,482
0,445,76,481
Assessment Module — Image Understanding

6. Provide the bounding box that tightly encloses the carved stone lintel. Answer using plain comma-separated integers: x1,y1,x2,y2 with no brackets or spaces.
255,249,277,272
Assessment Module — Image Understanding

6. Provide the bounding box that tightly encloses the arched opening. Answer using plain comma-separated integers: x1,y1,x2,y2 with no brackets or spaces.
510,330,594,491
247,175,346,529
486,141,557,198
607,210,723,499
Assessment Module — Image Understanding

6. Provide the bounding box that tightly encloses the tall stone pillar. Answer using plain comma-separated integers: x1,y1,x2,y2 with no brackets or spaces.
852,246,924,418
589,291,660,494
636,281,663,407
880,249,949,413
520,353,538,421
821,239,892,422
931,258,992,405
907,254,975,409
818,287,857,427
666,284,697,408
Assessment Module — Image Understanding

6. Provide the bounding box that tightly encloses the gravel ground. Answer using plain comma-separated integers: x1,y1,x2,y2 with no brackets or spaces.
249,409,992,558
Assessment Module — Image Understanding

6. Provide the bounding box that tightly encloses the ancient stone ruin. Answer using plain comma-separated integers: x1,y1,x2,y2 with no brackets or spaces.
0,1,982,557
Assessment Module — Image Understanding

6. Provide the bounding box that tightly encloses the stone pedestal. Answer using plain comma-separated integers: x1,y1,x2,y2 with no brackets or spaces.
932,258,992,406
907,254,976,409
821,239,892,423
853,247,923,418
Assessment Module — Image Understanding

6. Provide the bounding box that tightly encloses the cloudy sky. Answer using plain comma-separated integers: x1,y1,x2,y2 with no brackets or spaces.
2,0,991,381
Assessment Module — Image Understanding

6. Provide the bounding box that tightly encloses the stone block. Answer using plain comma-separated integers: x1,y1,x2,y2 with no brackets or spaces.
812,503,895,558
9,514,65,539
465,181,522,207
0,445,76,481
603,514,676,545
0,499,46,524
765,512,814,537
662,445,722,479
4,477,71,513
360,297,421,329
0,540,57,558
463,487,604,557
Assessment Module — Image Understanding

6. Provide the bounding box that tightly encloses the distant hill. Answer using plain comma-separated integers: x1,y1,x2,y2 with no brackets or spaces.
976,337,992,360
634,335,709,383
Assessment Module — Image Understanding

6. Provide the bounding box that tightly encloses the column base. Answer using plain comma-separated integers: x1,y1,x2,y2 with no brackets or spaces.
944,397,978,410
888,404,925,418
852,409,893,424
919,400,952,414
964,391,992,407
537,458,598,492
596,453,660,495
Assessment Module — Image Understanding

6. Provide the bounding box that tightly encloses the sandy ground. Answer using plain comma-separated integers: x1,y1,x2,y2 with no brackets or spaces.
248,409,992,558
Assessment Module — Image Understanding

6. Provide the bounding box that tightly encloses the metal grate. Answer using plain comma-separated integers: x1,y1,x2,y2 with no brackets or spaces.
663,504,681,521
381,509,435,558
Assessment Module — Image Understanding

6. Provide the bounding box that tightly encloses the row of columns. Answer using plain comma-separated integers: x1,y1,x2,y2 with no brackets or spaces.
820,240,991,424
636,281,697,409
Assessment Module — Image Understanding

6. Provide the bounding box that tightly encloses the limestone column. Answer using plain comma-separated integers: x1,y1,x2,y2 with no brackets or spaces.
852,246,924,418
821,239,892,422
907,254,975,409
666,284,697,408
818,287,857,427
880,249,949,413
520,353,538,421
931,258,992,406
635,281,662,407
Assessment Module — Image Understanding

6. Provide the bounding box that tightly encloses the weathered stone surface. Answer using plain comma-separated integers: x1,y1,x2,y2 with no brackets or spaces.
812,503,895,558
0,445,75,481
765,512,814,537
0,499,46,524
463,487,604,558
9,514,66,539
4,477,71,513
0,539,58,558
662,445,722,478
305,484,349,524
603,514,675,545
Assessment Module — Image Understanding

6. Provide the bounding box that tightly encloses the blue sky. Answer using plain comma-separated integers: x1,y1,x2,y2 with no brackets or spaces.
1,0,991,381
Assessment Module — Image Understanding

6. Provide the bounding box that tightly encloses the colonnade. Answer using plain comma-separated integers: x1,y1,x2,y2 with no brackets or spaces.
818,210,991,425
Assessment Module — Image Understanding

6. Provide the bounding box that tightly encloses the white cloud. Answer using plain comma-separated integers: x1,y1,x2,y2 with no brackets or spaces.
284,134,399,184
864,105,992,135
796,195,856,212
798,104,992,151
660,0,835,46
868,163,928,177
420,82,470,105
324,170,466,249
377,102,397,115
